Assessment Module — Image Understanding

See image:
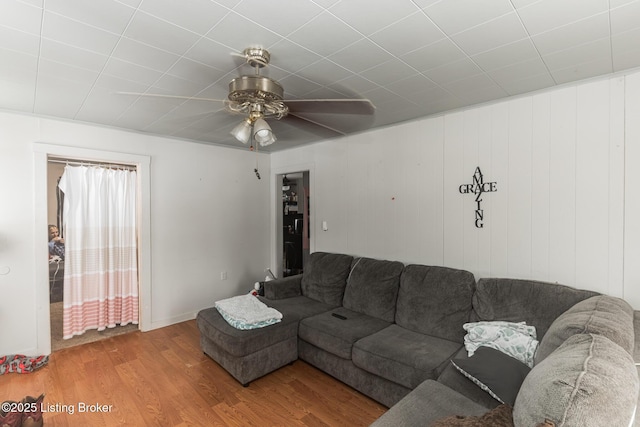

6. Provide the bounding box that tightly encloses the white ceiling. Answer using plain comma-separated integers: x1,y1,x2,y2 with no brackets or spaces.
2,0,640,152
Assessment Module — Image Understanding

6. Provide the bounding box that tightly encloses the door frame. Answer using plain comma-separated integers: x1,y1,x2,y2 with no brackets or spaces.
33,143,151,355
271,163,315,278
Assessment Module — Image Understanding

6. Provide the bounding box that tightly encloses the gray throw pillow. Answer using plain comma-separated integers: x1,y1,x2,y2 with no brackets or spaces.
451,346,530,406
514,333,639,427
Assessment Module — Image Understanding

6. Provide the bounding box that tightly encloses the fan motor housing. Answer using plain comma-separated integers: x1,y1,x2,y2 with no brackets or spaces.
228,75,284,102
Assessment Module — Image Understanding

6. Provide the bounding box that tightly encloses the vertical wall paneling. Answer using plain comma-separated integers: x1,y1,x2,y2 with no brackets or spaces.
346,135,371,256
443,112,465,269
507,97,533,278
476,107,494,277
489,103,510,277
548,86,577,286
462,108,480,274
575,80,612,294
624,72,640,308
608,77,625,298
271,70,640,309
530,93,551,280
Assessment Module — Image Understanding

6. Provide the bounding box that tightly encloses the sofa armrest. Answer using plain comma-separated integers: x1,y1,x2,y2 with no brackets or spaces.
264,274,303,300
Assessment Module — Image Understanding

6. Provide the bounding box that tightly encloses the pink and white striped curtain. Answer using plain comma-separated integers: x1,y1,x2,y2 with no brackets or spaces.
58,165,139,339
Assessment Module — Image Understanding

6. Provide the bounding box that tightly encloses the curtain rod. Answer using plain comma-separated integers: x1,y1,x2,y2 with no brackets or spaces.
48,158,137,171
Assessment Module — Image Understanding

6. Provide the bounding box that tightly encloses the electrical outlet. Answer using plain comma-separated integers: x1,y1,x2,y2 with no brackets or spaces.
220,271,227,280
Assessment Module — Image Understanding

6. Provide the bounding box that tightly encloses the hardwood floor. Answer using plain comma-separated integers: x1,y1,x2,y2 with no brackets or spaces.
1,320,387,426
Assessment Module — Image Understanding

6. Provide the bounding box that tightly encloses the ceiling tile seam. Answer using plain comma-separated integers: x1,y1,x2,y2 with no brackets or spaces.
112,9,243,129
608,0,615,71
31,1,45,114
71,5,144,121
508,0,557,86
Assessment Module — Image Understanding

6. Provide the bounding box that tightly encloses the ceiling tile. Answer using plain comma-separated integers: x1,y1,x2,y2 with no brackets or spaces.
102,57,164,86
496,72,555,96
610,0,640,34
45,0,136,34
542,37,612,72
264,39,323,74
531,12,610,55
138,0,228,36
612,27,640,70
488,57,550,85
359,59,418,86
34,74,92,118
550,56,613,84
516,0,609,35
295,59,353,87
0,25,41,55
123,11,202,56
471,38,540,71
166,58,227,87
422,57,483,86
400,38,466,72
0,47,38,86
328,0,419,36
385,73,438,98
42,11,120,55
328,74,379,96
0,79,36,112
450,12,529,56
112,37,180,72
0,0,42,35
328,38,396,74
40,39,109,73
423,0,514,36
369,11,445,57
287,11,363,57
183,37,239,70
204,12,282,53
37,58,99,86
278,74,322,98
232,0,322,36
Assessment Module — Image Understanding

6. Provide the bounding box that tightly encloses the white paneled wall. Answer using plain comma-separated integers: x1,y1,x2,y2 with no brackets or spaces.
272,70,640,308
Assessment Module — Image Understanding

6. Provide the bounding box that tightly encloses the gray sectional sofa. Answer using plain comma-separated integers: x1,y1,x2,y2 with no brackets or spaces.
197,252,639,426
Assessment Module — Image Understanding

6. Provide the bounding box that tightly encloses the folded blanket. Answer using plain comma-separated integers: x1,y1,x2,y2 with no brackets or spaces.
215,294,283,330
463,321,538,367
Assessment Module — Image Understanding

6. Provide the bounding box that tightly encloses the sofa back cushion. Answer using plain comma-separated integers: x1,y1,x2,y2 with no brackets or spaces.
342,257,404,322
473,278,599,339
513,333,639,427
395,264,476,342
301,252,353,306
534,295,634,364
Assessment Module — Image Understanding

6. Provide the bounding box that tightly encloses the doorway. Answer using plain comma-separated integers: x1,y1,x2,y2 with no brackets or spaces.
33,143,151,355
273,168,313,279
46,157,140,351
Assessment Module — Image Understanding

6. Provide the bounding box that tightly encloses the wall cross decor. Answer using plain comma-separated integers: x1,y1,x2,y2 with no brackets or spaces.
458,167,497,228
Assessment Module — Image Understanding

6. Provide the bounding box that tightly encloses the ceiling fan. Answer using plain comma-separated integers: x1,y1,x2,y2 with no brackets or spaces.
118,47,376,148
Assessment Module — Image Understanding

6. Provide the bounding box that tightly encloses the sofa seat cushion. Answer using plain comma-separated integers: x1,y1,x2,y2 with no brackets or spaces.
513,333,639,427
353,324,462,389
534,295,634,364
473,278,598,339
299,307,391,360
196,306,299,357
342,257,404,322
370,380,488,427
395,264,476,343
300,252,353,305
259,295,334,320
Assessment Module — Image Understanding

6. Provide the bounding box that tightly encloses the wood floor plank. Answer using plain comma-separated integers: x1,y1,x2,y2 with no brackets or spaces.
0,320,387,426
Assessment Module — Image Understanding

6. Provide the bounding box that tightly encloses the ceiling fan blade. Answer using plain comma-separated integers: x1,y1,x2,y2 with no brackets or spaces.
286,113,346,137
285,99,375,115
116,92,227,103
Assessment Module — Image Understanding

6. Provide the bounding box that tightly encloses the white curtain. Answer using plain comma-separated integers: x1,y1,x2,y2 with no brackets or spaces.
58,165,139,339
